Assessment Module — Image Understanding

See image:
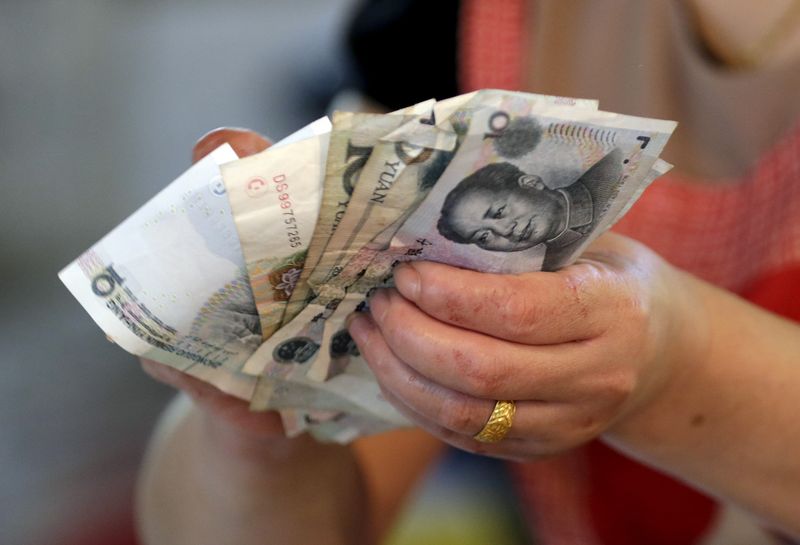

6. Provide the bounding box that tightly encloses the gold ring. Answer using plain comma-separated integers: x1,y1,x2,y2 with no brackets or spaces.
473,400,516,443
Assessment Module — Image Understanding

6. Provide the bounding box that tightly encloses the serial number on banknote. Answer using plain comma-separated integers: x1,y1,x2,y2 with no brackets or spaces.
270,174,303,248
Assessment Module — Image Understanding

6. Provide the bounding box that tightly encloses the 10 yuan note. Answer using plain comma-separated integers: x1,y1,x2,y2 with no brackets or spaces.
390,97,677,273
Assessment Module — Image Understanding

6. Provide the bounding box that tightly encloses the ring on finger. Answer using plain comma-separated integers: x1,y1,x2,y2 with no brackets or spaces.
473,400,516,443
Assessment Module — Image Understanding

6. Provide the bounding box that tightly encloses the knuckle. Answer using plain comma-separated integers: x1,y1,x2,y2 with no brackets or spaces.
381,305,416,345
421,274,470,323
613,280,651,327
437,397,481,433
461,366,489,395
501,289,541,337
572,413,606,441
544,415,602,451
598,369,637,410
562,271,594,321
458,357,503,396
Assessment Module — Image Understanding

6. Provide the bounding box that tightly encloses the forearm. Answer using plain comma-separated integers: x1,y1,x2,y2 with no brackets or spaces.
136,395,368,545
606,272,800,536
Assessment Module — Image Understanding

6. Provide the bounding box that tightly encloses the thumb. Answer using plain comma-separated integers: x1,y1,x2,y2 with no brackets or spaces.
192,127,271,163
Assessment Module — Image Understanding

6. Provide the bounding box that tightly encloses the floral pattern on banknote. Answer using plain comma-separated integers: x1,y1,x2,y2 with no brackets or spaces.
268,250,306,301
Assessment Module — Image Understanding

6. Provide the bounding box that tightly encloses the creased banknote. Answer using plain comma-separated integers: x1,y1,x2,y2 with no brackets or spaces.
390,95,677,273
222,118,330,340
316,91,599,287
280,101,436,329
59,145,261,400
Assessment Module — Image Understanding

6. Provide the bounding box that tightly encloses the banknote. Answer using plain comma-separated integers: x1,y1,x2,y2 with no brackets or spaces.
305,121,456,303
222,118,330,340
59,145,261,400
279,407,400,444
306,411,400,444
280,101,435,327
390,96,677,273
246,304,409,424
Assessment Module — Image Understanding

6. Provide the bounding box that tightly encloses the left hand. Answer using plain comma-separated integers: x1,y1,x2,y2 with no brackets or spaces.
347,233,706,460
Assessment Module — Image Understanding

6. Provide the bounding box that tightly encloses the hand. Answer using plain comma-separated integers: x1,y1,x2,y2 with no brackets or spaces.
141,128,288,446
348,233,707,460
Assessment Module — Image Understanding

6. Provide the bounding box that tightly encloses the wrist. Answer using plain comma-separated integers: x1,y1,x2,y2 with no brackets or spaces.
606,267,713,445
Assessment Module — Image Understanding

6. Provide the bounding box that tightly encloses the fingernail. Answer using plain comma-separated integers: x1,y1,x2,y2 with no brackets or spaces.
369,289,390,323
346,312,373,341
344,311,361,330
394,263,420,302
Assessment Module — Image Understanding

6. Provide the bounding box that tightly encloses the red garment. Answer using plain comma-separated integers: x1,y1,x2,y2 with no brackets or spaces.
460,0,800,543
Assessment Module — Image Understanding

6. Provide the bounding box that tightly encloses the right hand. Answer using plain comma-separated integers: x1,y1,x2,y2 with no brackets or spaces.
141,128,287,444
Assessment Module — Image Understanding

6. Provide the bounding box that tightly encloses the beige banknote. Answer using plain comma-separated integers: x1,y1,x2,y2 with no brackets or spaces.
222,119,330,340
280,101,435,327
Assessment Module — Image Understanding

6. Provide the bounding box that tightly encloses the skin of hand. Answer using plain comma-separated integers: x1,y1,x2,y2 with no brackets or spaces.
347,233,708,460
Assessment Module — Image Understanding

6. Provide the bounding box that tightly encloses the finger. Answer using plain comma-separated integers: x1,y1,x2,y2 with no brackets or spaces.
348,313,592,445
348,314,519,455
381,382,594,460
140,359,283,436
349,312,494,432
376,384,534,462
192,127,271,163
141,358,214,398
393,260,608,345
367,289,601,401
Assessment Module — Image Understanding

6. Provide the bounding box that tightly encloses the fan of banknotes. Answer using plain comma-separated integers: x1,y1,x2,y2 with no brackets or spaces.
59,89,677,443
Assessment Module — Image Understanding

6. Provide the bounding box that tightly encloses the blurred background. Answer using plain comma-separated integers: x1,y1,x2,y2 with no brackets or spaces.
0,1,525,544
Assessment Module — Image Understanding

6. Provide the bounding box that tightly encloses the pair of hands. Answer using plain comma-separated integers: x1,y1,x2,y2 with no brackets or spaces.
144,127,702,460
